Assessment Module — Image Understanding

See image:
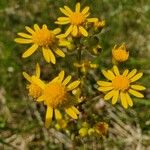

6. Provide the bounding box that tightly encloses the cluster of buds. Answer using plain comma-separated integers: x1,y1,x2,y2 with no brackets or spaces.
79,122,109,137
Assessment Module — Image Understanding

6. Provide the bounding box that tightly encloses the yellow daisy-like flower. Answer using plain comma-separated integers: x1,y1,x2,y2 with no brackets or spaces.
55,3,98,37
15,24,65,64
23,63,42,98
97,66,146,108
112,44,129,62
34,71,80,128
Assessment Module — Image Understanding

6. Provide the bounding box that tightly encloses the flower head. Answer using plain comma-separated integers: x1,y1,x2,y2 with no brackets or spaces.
55,3,98,37
97,66,145,108
15,24,66,64
95,122,109,136
34,71,80,128
112,44,129,62
23,63,42,98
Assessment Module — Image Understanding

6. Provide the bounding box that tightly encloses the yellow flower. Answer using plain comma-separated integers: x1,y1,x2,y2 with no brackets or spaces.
23,63,42,99
15,24,66,64
112,44,129,62
97,65,146,108
55,3,98,37
34,71,80,128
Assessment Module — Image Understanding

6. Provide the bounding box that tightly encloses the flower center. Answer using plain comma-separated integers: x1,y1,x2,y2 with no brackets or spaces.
112,49,129,62
112,75,130,91
70,12,85,25
32,28,55,46
28,83,42,98
43,82,66,108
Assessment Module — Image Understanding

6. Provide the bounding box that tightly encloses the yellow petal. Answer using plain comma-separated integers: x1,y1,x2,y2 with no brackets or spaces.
84,13,90,18
81,6,90,15
14,38,32,44
102,70,115,80
125,93,133,107
64,6,73,14
37,96,44,102
79,26,88,37
25,26,35,34
23,72,31,82
71,106,80,115
42,48,51,63
112,90,119,104
98,86,113,92
87,18,98,23
35,63,40,78
49,49,56,64
64,25,73,37
127,69,137,79
54,109,62,120
55,21,70,25
42,24,47,30
56,34,66,39
17,32,32,38
58,71,65,83
54,48,65,57
22,44,38,58
122,69,129,76
130,72,143,82
131,84,146,91
60,7,71,16
120,92,128,109
62,75,72,85
31,76,45,89
50,76,59,83
57,17,70,22
45,107,53,128
34,24,40,31
113,65,120,76
72,25,78,37
128,89,144,98
97,81,112,86
53,28,61,35
75,2,80,12
65,107,78,119
67,80,80,91
104,90,115,100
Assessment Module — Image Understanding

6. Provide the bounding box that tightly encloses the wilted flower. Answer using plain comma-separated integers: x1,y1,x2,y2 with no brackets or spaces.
95,122,109,136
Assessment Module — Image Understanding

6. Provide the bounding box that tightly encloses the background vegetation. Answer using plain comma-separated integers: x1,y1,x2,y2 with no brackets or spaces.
0,0,150,149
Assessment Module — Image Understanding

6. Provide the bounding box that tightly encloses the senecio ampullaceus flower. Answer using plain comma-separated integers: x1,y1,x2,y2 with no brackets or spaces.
15,24,68,64
24,67,80,128
97,65,145,108
112,44,129,62
55,2,98,37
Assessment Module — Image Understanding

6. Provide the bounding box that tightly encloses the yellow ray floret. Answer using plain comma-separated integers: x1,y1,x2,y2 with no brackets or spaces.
23,63,43,98
33,71,80,128
97,65,145,109
15,24,66,64
55,3,98,37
